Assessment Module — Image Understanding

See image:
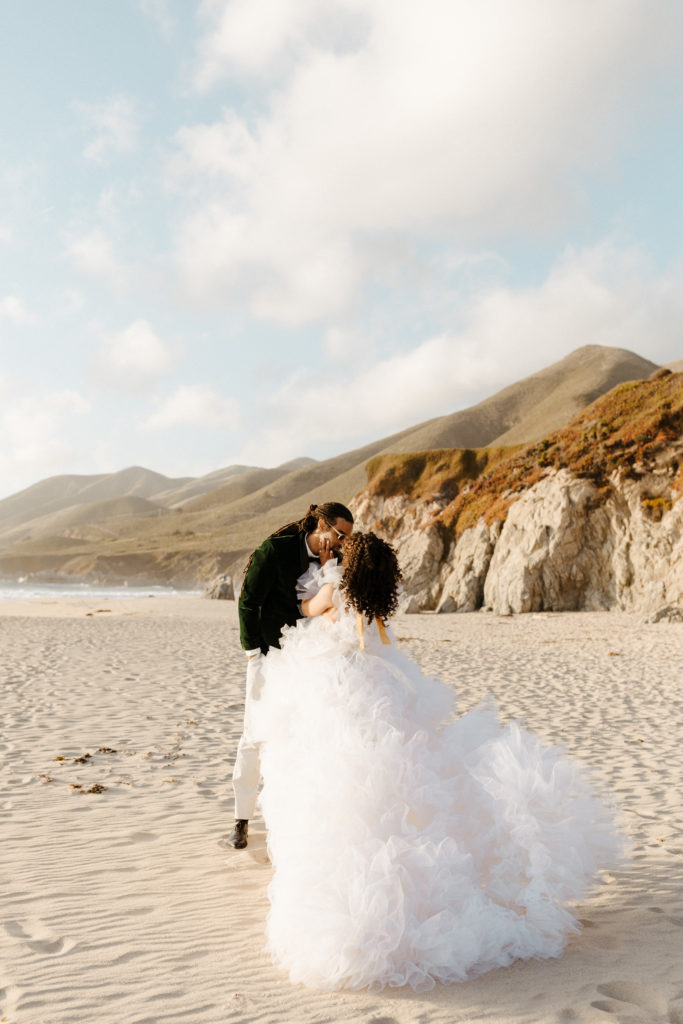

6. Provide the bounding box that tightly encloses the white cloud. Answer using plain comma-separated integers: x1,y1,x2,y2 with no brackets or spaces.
0,225,12,244
193,0,345,88
96,319,175,387
142,384,241,430
96,183,143,225
0,295,38,325
174,0,680,325
139,0,175,36
4,388,91,442
66,228,123,283
240,242,683,464
323,325,373,363
74,94,141,163
0,389,92,493
169,113,258,185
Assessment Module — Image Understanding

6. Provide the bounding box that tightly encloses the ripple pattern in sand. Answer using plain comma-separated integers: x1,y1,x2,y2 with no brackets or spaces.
0,603,681,1024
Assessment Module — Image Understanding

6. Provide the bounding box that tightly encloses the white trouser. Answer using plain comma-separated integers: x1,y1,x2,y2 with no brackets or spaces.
232,653,266,821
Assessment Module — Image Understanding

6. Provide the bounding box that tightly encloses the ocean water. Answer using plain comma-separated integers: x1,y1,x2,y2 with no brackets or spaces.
0,580,202,601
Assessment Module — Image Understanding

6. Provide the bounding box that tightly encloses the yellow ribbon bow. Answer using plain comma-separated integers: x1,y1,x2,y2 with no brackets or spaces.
356,613,391,650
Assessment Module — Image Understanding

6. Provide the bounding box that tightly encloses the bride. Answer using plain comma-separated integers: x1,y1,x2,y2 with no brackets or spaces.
252,531,623,992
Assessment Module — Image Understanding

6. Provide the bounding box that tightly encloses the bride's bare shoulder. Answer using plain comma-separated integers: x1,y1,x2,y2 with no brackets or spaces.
301,581,335,618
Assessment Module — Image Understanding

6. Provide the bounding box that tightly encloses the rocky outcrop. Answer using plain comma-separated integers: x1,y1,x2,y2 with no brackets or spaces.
437,520,500,613
203,574,235,600
350,493,445,612
482,471,605,614
352,468,683,617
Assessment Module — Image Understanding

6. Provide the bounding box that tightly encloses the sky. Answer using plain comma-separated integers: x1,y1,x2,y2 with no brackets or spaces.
0,0,682,499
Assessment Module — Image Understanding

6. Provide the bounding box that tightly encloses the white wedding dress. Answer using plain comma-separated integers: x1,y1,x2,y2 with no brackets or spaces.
253,563,622,992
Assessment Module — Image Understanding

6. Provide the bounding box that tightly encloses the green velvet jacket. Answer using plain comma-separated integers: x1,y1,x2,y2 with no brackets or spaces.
238,532,310,653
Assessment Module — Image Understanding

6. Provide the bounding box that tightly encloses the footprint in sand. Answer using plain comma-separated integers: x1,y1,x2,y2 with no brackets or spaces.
649,906,683,928
3,919,75,957
4,921,28,938
111,949,147,966
0,983,22,1018
590,1000,625,1014
195,782,215,799
593,981,668,1017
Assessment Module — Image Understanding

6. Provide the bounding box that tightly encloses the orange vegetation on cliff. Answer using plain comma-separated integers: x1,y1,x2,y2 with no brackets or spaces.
364,372,683,538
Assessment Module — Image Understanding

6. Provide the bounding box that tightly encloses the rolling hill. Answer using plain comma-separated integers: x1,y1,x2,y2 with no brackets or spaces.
381,344,657,452
0,345,668,586
0,467,192,536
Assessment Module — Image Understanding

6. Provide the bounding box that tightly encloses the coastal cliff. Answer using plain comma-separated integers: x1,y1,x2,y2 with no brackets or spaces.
351,373,683,616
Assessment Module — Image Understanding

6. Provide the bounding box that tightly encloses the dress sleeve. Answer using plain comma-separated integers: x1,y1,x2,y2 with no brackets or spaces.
238,540,275,651
296,559,344,602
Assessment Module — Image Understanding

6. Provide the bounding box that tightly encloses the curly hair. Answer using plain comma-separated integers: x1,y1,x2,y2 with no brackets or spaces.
339,532,403,623
242,501,353,576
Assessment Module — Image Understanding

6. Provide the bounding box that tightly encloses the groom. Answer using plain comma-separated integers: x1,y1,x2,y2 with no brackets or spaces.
228,501,354,849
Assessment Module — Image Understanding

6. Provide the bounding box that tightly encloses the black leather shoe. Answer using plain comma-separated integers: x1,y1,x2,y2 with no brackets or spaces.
227,819,248,849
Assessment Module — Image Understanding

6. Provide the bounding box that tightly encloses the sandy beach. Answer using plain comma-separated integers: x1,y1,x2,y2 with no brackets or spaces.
1,596,682,1024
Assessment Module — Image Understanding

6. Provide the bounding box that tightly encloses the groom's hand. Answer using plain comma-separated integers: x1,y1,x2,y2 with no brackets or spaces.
319,536,335,565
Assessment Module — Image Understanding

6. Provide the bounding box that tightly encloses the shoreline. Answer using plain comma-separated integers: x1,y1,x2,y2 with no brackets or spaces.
1,591,679,617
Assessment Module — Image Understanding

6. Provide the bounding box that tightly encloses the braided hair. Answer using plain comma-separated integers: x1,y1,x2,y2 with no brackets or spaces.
242,501,353,576
339,532,403,623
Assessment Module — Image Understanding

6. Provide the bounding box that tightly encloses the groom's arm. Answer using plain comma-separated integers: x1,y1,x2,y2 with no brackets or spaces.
238,540,275,652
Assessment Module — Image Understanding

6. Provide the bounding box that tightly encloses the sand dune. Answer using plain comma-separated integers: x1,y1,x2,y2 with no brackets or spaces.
1,598,682,1023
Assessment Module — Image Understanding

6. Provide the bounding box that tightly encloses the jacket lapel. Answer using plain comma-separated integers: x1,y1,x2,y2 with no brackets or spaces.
298,531,309,575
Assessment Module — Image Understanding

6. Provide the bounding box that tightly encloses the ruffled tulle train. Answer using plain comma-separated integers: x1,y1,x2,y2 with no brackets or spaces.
253,591,622,992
